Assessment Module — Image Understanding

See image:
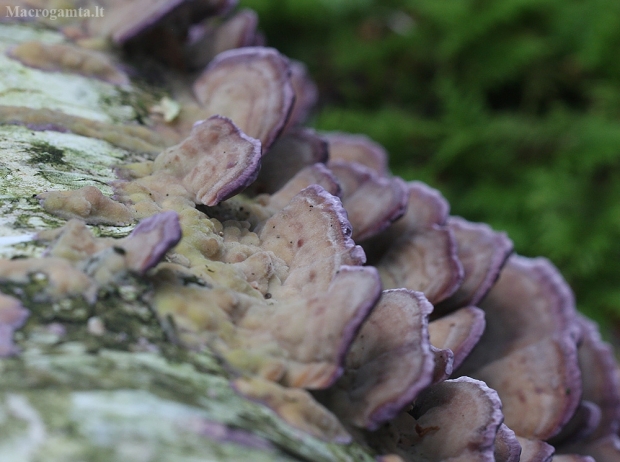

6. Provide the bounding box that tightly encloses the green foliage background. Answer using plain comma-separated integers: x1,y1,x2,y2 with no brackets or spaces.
240,0,620,328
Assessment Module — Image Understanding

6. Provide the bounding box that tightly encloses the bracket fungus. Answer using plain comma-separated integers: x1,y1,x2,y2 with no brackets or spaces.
1,4,620,462
193,47,295,150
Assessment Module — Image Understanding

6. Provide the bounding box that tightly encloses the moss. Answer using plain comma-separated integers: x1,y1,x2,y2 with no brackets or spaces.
26,141,67,167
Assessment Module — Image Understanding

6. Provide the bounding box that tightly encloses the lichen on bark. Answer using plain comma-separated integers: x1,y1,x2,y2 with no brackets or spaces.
0,21,374,462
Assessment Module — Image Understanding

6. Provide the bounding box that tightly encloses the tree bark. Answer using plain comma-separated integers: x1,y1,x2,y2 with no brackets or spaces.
0,22,374,462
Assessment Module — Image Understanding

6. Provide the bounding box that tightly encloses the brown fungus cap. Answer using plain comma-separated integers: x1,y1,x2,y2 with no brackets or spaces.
434,217,513,316
152,115,262,206
456,255,582,440
328,161,408,242
193,47,295,151
318,289,435,430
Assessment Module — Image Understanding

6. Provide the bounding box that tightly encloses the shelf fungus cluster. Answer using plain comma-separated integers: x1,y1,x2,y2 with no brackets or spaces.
0,1,619,461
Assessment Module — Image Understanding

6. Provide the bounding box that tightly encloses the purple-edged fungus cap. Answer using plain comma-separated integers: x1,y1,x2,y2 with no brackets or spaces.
232,186,380,389
376,224,463,305
121,210,182,274
434,217,513,316
552,456,596,462
253,128,328,195
267,163,340,211
96,0,236,45
494,424,522,462
364,181,450,264
429,345,454,385
428,306,486,371
575,315,620,441
516,437,555,462
283,60,319,130
184,8,259,70
328,161,408,242
193,47,295,151
323,132,389,175
0,293,30,357
153,115,261,206
457,256,582,440
550,401,602,446
320,289,435,430
380,377,504,461
571,434,620,462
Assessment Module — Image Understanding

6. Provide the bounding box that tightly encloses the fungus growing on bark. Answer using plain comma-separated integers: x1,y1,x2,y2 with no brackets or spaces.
7,41,130,86
324,132,389,175
369,377,504,461
328,160,408,241
434,217,513,316
0,293,30,357
456,256,582,442
2,4,620,462
317,289,435,430
193,47,294,150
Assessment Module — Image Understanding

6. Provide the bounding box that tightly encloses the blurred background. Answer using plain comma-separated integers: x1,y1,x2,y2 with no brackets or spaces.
240,0,620,333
